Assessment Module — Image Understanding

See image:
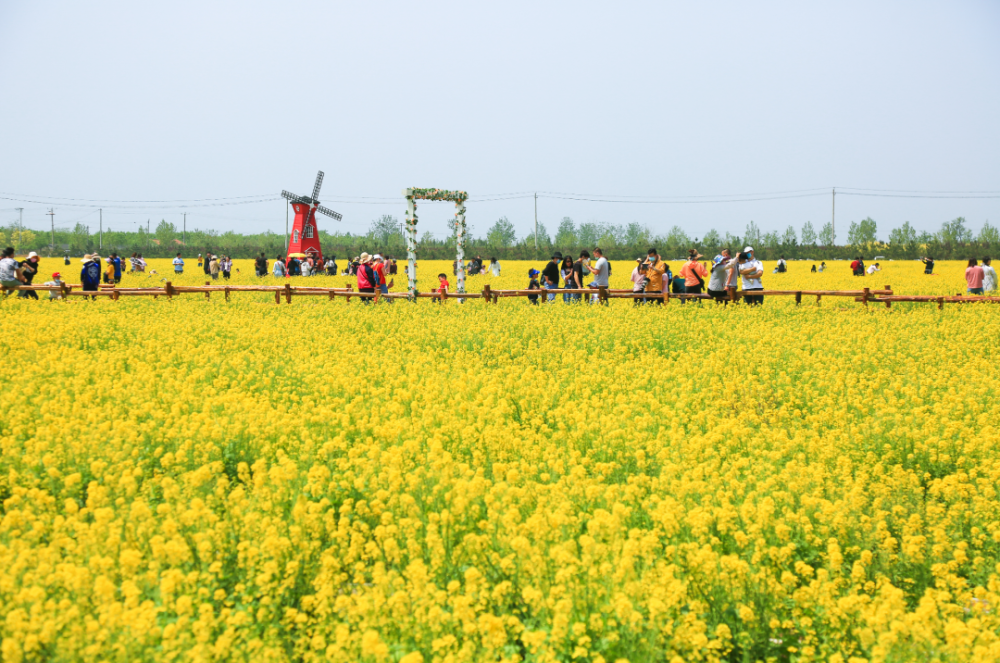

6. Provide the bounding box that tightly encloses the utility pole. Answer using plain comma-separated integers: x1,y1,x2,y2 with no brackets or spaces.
15,208,23,247
48,208,55,255
183,212,186,243
831,187,836,246
99,209,103,250
534,192,538,250
147,219,150,250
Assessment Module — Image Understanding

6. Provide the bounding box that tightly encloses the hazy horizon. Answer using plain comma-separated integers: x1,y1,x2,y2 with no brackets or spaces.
1,1,998,242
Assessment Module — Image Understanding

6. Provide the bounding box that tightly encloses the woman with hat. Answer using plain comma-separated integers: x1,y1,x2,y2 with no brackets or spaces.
80,254,102,299
679,249,708,302
18,251,41,299
356,253,377,303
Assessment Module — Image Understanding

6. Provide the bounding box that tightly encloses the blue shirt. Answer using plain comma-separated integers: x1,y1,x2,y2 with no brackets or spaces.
81,262,101,287
112,257,122,279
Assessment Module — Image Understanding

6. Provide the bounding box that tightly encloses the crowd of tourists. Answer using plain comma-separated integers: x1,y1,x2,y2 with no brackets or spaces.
525,247,767,305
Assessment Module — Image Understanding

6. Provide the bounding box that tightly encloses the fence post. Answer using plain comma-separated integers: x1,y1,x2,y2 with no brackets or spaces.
329,289,335,301
112,289,120,301
598,286,608,304
816,294,821,306
483,284,491,303
862,287,869,308
60,282,71,299
205,281,211,300
274,289,281,304
166,281,174,299
284,283,292,304
224,286,230,302
938,297,944,310
795,291,802,305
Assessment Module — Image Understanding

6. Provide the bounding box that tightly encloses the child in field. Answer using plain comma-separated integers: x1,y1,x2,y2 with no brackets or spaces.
527,268,540,305
433,273,449,303
43,272,63,300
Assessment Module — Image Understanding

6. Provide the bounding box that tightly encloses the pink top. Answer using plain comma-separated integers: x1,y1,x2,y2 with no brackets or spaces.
966,266,984,288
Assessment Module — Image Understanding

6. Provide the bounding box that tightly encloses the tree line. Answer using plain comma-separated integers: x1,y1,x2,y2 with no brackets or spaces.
3,214,997,261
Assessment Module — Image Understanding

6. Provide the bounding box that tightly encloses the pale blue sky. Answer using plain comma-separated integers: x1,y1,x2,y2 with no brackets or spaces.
1,0,998,242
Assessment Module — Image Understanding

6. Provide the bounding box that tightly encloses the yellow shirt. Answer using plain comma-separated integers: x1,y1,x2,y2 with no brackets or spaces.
645,260,667,292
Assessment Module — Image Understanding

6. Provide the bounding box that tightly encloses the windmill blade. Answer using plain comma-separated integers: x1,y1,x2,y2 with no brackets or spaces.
282,190,305,203
316,205,342,222
311,171,324,201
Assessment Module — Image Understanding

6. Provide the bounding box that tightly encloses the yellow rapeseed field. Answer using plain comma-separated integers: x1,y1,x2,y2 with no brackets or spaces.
1,259,998,662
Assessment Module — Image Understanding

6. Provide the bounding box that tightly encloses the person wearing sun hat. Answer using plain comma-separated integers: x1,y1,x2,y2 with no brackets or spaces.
678,248,708,303
15,251,41,299
80,253,102,299
707,248,732,304
356,253,377,303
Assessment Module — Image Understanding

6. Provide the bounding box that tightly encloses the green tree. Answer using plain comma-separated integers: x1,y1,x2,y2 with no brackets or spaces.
743,221,761,247
664,226,691,252
978,221,1000,246
847,217,878,248
800,221,817,246
700,229,721,249
939,217,973,245
577,222,601,247
523,222,550,248
781,226,797,247
622,222,651,247
888,222,918,251
155,219,177,242
819,221,835,246
485,216,517,248
761,230,780,248
369,214,401,246
554,217,577,246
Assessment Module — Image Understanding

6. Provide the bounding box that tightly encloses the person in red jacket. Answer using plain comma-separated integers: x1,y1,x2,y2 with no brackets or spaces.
356,253,377,304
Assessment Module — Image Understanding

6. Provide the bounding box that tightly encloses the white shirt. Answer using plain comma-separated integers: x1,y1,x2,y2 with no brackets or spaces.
592,257,609,287
0,257,18,281
172,257,184,271
818,265,825,272
44,279,62,299
273,261,285,276
301,262,311,276
866,265,880,275
708,260,729,291
983,264,997,292
741,259,763,290
491,262,501,276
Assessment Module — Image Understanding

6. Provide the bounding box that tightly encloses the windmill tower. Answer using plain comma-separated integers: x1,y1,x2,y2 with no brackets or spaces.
282,171,342,263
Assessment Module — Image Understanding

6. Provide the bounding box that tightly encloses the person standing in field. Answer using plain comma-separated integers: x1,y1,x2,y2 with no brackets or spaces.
526,268,541,305
982,257,997,293
966,258,985,295
490,257,501,277
680,249,708,301
776,255,787,273
740,247,765,306
221,255,232,279
111,253,122,283
818,261,826,272
103,257,115,285
209,255,220,280
81,254,102,299
724,250,740,302
173,253,184,275
866,262,881,275
255,253,267,277
273,255,286,277
355,253,376,303
921,256,935,274
707,250,731,303
203,252,212,277
542,252,561,302
560,255,577,303
0,247,25,297
17,251,41,299
630,258,648,306
640,248,666,305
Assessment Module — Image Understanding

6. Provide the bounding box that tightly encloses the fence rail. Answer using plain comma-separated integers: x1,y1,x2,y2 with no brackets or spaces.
5,281,1000,308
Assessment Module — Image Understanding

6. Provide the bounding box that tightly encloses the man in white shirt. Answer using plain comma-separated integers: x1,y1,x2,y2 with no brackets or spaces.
739,246,764,306
708,249,732,304
585,247,610,303
866,262,881,275
172,253,184,274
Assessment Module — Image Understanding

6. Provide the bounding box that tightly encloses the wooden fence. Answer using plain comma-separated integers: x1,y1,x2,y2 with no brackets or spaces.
4,281,999,307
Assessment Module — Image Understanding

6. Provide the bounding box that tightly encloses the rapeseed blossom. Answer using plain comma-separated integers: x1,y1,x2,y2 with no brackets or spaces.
0,259,998,662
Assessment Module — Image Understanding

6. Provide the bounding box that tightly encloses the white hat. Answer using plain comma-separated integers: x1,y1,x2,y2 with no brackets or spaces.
744,246,754,253
359,252,371,263
373,254,383,261
26,251,38,259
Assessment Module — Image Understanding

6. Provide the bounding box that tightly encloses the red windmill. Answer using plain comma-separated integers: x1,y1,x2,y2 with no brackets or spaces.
281,170,342,264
